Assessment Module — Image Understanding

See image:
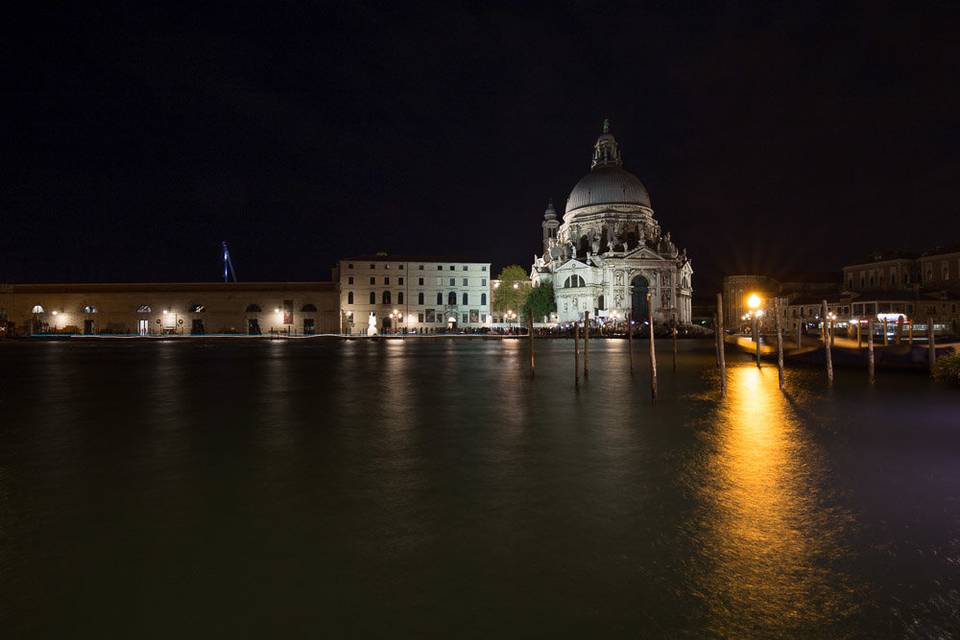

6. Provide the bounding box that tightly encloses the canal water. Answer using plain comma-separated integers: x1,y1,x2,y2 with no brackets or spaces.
1,339,959,638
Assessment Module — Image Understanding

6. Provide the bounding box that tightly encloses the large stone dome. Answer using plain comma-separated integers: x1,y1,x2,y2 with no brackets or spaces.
564,165,651,215
564,120,651,216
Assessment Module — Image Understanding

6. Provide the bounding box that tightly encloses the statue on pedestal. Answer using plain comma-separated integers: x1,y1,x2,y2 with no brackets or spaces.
367,312,378,336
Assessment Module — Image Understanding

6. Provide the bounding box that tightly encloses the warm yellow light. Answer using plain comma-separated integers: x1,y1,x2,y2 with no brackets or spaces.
747,293,762,310
512,282,519,289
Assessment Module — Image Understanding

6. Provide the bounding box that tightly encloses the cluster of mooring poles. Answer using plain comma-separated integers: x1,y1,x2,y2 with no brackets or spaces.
564,293,670,402
525,293,942,398
709,294,942,393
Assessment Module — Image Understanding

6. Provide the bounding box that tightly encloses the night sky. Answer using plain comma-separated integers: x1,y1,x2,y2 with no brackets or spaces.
3,2,958,295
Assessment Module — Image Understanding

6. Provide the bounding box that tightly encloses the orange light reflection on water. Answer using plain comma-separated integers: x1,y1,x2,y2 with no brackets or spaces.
698,365,854,636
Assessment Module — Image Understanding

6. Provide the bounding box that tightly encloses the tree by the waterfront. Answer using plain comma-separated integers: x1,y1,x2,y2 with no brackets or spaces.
524,283,556,322
493,265,529,314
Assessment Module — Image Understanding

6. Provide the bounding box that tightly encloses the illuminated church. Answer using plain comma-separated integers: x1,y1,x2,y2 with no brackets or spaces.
531,120,693,324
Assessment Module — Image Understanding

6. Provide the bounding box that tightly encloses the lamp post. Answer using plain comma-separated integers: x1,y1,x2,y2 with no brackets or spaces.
390,309,400,334
747,293,763,367
827,311,837,346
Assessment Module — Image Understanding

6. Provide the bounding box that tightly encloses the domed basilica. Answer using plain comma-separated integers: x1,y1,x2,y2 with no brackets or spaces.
531,120,693,325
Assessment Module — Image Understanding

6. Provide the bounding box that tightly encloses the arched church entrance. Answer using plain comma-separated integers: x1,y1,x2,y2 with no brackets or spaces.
631,275,650,321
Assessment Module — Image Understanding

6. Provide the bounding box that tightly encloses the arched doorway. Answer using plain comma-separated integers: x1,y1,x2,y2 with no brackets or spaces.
631,275,650,321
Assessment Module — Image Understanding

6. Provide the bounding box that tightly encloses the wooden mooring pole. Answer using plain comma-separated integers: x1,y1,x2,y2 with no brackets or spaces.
867,318,875,384
716,293,726,398
672,314,678,374
775,299,785,390
822,300,834,385
883,319,889,346
583,311,590,379
647,293,657,401
574,321,580,387
928,318,937,376
797,319,802,349
528,314,535,378
908,320,914,345
753,313,761,368
857,320,862,349
628,312,634,375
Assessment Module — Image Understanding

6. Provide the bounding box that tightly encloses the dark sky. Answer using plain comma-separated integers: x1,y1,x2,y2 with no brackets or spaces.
3,2,958,294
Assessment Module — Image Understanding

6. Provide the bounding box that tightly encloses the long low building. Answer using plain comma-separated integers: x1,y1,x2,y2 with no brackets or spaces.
0,282,339,336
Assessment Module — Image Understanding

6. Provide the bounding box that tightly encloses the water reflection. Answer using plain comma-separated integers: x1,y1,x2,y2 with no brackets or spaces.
698,365,855,637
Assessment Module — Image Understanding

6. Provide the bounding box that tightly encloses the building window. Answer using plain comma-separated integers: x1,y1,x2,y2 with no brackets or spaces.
418,292,424,304
398,277,404,285
348,292,354,304
348,263,354,269
462,278,468,286
385,264,390,270
137,304,152,313
418,277,424,285
384,276,390,285
462,293,469,305
481,293,487,305
943,261,950,280
437,292,443,305
369,292,376,304
481,278,487,286
245,304,261,313
449,278,455,286
82,305,98,314
437,265,443,270
418,312,424,322
348,276,354,284
564,275,586,288
301,303,318,312
462,265,468,271
383,291,392,304
448,265,454,271
369,277,375,285
481,266,487,271
481,313,486,322
462,313,468,323
448,291,457,305
419,265,424,270
369,264,375,269
398,292,404,304
399,264,404,270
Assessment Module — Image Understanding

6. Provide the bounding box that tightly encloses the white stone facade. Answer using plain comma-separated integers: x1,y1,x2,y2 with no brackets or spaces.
531,121,693,324
338,256,492,333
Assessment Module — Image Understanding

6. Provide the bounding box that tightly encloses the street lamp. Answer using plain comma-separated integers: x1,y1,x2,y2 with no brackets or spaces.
506,309,517,332
827,311,837,346
747,293,763,367
390,309,400,334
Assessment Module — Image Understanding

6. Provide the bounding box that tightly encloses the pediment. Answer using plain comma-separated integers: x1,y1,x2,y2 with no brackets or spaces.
621,246,670,261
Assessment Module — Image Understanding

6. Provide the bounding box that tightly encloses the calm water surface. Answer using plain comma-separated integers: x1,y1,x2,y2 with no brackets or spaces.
1,339,959,638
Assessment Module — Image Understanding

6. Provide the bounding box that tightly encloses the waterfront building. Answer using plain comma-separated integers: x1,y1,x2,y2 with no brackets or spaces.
530,120,693,324
0,282,339,336
722,246,960,337
336,255,492,333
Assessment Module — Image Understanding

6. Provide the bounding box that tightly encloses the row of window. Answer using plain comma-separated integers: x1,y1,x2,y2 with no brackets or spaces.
346,276,487,287
346,263,488,272
346,291,488,306
29,303,321,314
415,309,487,324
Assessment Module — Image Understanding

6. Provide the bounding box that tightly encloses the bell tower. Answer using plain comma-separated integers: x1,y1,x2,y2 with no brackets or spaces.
541,199,559,253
